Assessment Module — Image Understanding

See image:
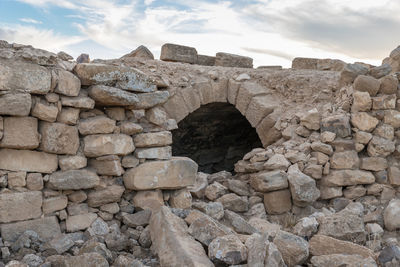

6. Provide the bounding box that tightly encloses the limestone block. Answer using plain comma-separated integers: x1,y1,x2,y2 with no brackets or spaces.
162,92,189,122
49,169,100,190
59,155,87,171
299,108,321,130
292,57,318,69
263,189,292,214
123,157,197,190
245,94,276,127
180,86,201,113
88,85,139,106
353,75,380,96
360,157,388,171
83,134,134,157
322,170,375,186
43,195,68,214
160,43,198,64
57,107,80,125
135,146,172,160
273,230,309,267
133,131,172,147
331,151,360,169
379,75,398,94
384,110,400,128
66,213,97,232
39,122,79,155
227,79,241,104
26,173,43,191
215,52,253,68
60,93,95,109
87,185,125,207
208,234,247,265
0,191,42,223
372,94,396,110
88,155,124,176
120,121,143,135
55,69,81,96
320,114,351,138
7,171,26,188
0,117,39,149
121,45,154,60
352,91,371,112
0,92,31,116
351,112,379,132
78,116,116,135
235,82,267,115
250,170,288,192
135,91,169,109
31,100,59,122
132,190,164,211
0,149,58,173
367,136,395,157
197,54,215,66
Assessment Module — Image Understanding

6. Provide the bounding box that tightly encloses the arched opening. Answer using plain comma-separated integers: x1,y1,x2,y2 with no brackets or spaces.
172,102,262,173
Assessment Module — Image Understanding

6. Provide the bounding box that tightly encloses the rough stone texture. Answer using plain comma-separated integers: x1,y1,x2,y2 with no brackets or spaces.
0,191,42,223
263,189,292,214
273,230,309,267
310,254,377,267
287,165,320,207
0,92,31,116
121,45,154,60
320,114,351,138
323,170,375,186
83,134,134,157
160,43,198,64
330,150,360,169
250,170,288,192
31,100,59,122
78,116,116,135
215,52,253,68
0,216,61,242
49,169,100,190
149,206,213,267
88,85,139,106
0,117,39,149
60,94,95,109
0,149,58,173
59,155,87,171
188,214,234,246
87,185,125,207
208,234,247,265
124,157,197,190
88,156,124,176
66,213,98,232
42,195,68,214
55,69,81,96
48,252,109,267
133,131,172,147
351,112,379,132
384,199,400,231
354,75,381,96
39,122,80,155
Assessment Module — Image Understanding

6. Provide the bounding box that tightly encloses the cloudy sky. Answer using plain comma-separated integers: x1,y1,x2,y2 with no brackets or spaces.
0,0,399,67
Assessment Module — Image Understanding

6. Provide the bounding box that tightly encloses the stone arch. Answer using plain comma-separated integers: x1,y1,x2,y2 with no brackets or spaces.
162,76,282,148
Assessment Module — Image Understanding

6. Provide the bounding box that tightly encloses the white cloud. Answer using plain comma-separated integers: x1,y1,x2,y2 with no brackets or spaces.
144,0,155,5
19,18,42,24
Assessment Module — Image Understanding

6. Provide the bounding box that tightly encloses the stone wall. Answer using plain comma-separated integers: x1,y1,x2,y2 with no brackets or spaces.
1,40,400,266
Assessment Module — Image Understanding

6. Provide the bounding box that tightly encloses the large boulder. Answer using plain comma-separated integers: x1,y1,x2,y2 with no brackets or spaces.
322,170,375,186
310,254,377,267
123,157,197,190
215,52,253,68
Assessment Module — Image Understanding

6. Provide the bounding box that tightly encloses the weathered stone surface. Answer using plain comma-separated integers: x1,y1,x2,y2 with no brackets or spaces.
383,110,400,128
372,94,396,109
121,45,154,60
49,169,100,190
87,185,125,207
78,116,116,135
273,230,309,267
26,173,43,191
299,108,321,130
150,206,213,267
217,193,248,212
352,91,372,112
83,134,134,157
0,117,39,149
224,210,257,234
133,131,172,147
354,75,380,96
31,100,58,122
57,107,80,125
264,154,291,170
160,43,198,64
250,170,288,192
384,199,400,231
263,189,292,214
120,121,143,135
123,157,197,190
379,75,398,94
61,94,95,109
188,214,234,246
39,122,79,155
0,149,58,173
55,69,81,96
309,234,375,258
197,54,215,66
135,91,169,109
0,216,61,242
42,195,68,214
215,52,253,68
370,64,392,79
0,60,51,94
311,141,333,155
245,95,276,127
367,136,395,157
88,156,123,176
48,252,109,267
66,213,98,232
351,112,379,132
388,166,400,185
287,165,320,207
205,182,228,201
135,146,172,160
360,157,388,171
331,150,360,169
88,85,139,106
132,190,164,211
74,63,156,92
0,191,42,223
320,114,351,137
235,82,267,115
323,170,375,186
59,155,87,171
310,254,377,267
123,210,152,227
0,92,31,116
208,234,247,265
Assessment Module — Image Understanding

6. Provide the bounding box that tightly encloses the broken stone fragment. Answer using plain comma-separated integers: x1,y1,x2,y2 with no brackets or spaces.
160,43,198,64
49,169,100,190
83,134,134,157
208,234,248,265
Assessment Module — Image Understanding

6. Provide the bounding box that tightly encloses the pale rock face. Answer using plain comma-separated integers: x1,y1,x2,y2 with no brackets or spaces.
352,91,372,112
55,69,81,96
78,116,116,135
39,122,80,155
135,146,172,160
383,110,400,128
216,193,249,213
160,43,198,64
367,136,395,157
299,108,321,130
263,189,292,214
0,117,39,149
215,52,253,68
0,191,42,223
264,154,290,171
379,75,398,94
169,188,192,209
88,85,139,106
384,199,400,231
353,75,380,96
66,213,98,232
320,114,351,138
273,230,309,267
59,155,87,171
311,254,377,267
31,100,59,122
351,112,379,132
330,150,360,169
83,134,134,157
119,121,143,135
287,165,320,207
188,214,234,246
49,169,100,190
250,170,288,192
293,217,319,237
60,93,95,109
133,131,172,147
132,190,164,211
57,107,80,125
323,169,375,186
0,149,58,173
87,185,125,207
208,234,248,265
123,157,197,190
88,155,124,176
42,195,68,214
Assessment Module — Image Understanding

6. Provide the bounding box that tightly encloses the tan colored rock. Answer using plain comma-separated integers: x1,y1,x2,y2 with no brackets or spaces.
0,216,61,242
150,206,213,267
383,110,400,128
120,121,143,135
0,149,58,173
355,131,373,144
311,141,333,155
0,60,51,94
215,52,253,68
311,254,377,267
235,82,266,115
66,213,97,232
78,116,116,135
373,123,394,140
135,146,171,160
43,195,68,214
0,117,39,149
170,189,192,209
121,45,154,60
323,169,375,186
88,85,139,106
146,106,168,126
287,165,320,207
331,150,360,169
372,94,396,110
83,134,134,157
88,155,123,176
388,166,400,185
320,114,351,138
379,75,398,94
320,131,336,143
49,169,100,190
135,90,169,109
384,199,400,231
250,170,288,192
0,191,42,223
7,171,26,188
208,234,247,265
132,190,164,211
245,95,276,127
87,185,125,207
0,92,31,116
55,69,81,96
319,186,343,199
124,157,197,190
48,253,109,267
299,108,321,130
188,214,234,246
264,154,290,170
26,173,43,191
60,93,95,109
133,131,172,147
105,107,125,121
59,155,87,171
217,193,248,212
160,43,198,64
31,100,58,122
353,75,380,96
343,185,366,199
367,136,395,157
39,122,79,155
352,91,372,112
57,107,80,125
263,189,292,214
360,157,388,171
351,112,379,132
273,230,309,267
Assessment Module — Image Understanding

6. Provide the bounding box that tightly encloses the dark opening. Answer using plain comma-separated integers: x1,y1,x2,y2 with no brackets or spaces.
172,102,263,173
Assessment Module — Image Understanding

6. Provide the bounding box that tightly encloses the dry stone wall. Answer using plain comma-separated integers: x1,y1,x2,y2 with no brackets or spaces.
1,40,400,266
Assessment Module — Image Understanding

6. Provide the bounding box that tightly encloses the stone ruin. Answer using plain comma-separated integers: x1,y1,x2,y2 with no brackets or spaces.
1,40,400,266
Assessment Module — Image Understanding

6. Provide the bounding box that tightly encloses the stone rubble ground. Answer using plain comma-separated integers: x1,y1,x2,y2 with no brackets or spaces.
1,40,400,266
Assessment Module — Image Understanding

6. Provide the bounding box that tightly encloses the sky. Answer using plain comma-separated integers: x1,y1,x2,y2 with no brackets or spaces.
0,0,399,67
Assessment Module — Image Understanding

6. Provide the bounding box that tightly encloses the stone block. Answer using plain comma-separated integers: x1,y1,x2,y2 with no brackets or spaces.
160,43,198,64
0,92,31,116
39,122,79,155
0,191,42,223
0,149,58,173
49,169,100,190
215,52,253,68
83,134,134,157
0,117,39,149
55,69,81,96
263,189,292,214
